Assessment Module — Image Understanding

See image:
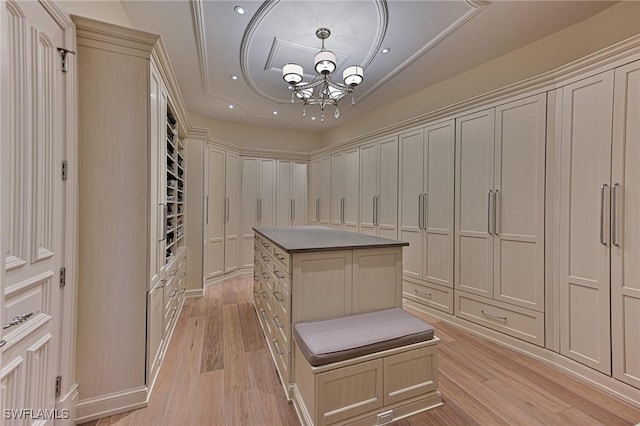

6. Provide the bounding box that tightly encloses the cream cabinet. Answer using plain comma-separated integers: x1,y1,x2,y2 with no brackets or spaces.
309,156,331,226
276,160,307,227
204,146,240,281
360,136,399,239
330,148,360,232
399,121,455,314
455,94,546,346
73,17,187,421
241,157,276,268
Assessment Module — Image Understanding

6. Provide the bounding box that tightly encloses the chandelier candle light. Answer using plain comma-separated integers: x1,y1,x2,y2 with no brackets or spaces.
282,27,364,122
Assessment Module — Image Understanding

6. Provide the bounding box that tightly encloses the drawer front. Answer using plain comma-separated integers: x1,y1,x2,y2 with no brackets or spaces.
271,265,290,294
455,291,544,346
383,346,438,406
272,245,290,272
164,275,179,313
403,280,453,314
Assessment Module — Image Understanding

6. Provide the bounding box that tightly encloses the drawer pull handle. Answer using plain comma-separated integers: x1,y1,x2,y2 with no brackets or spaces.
170,270,178,277
273,315,285,329
274,271,285,279
180,272,186,278
180,288,186,294
262,242,270,248
273,291,284,302
262,255,269,262
261,272,269,279
3,312,34,330
170,289,178,298
481,310,507,322
181,256,187,261
260,309,267,320
158,279,167,288
169,308,177,319
261,291,268,300
253,275,259,282
0,340,6,348
254,260,259,265
414,289,431,299
276,254,286,261
272,339,283,355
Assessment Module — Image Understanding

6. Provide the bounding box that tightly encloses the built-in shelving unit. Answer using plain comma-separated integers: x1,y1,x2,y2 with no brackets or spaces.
166,107,185,261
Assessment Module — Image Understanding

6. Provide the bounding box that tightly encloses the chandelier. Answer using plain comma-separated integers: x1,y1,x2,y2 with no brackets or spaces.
282,27,364,122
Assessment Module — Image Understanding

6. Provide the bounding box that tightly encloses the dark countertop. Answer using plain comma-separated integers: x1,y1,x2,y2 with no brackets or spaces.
253,226,408,253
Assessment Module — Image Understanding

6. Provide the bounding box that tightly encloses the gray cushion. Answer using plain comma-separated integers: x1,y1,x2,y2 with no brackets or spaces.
294,308,434,366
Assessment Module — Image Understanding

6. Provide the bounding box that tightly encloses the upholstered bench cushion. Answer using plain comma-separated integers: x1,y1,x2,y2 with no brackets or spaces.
293,308,435,366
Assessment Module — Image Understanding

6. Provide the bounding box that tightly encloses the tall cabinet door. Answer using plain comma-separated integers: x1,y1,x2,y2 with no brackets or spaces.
493,94,546,311
205,146,225,279
343,148,360,232
276,160,292,227
291,161,307,226
455,109,495,298
259,158,276,227
612,60,640,387
149,64,164,290
424,120,455,288
377,136,399,240
559,71,614,374
241,157,258,268
399,129,425,280
224,152,240,273
318,156,331,226
360,142,379,235
330,152,345,229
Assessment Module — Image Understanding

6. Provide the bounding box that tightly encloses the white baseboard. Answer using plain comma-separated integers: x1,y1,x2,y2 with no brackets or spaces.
403,300,640,409
75,386,147,423
184,288,204,298
204,268,251,288
55,383,78,426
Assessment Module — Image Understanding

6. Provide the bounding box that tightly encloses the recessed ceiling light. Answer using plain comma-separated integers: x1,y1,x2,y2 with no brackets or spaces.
273,111,278,115
231,75,239,80
234,5,246,15
311,117,316,121
228,104,234,109
381,47,391,54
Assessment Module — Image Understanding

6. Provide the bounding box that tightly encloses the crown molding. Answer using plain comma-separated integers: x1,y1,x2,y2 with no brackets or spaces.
185,127,209,141
239,147,309,161
310,33,640,158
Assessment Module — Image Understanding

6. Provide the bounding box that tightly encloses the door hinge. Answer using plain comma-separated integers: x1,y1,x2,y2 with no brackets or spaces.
55,376,62,397
61,161,68,180
57,48,76,73
59,267,66,288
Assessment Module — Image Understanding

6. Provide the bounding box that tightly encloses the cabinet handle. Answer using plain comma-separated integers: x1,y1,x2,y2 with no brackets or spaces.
273,291,284,302
3,312,34,330
158,279,167,288
180,288,186,294
273,315,285,329
204,197,208,225
414,289,431,299
481,309,507,322
224,196,229,223
170,289,178,298
316,198,320,222
259,198,263,222
494,190,499,236
290,199,294,223
256,199,260,222
261,272,269,279
272,339,283,355
293,199,296,223
159,203,167,241
274,270,285,279
373,196,377,226
170,269,178,277
612,183,620,247
487,190,493,235
0,340,6,348
423,192,428,231
418,194,423,230
180,271,186,278
169,308,177,319
261,290,268,300
260,309,267,320
600,184,608,246
253,275,259,282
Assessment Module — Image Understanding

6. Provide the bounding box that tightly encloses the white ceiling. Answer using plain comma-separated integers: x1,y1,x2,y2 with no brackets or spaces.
120,0,617,132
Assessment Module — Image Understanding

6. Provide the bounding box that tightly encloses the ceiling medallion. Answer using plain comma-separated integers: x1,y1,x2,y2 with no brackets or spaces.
282,27,364,122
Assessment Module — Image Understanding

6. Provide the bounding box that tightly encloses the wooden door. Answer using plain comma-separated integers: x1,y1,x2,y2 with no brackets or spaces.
424,120,455,288
330,152,345,229
291,161,307,226
1,1,67,420
559,71,614,374
343,148,360,233
493,94,546,311
318,156,331,226
399,129,424,280
377,136,398,240
455,109,495,297
224,152,240,273
276,159,291,227
205,146,224,279
359,142,378,236
612,60,640,387
241,157,258,268
259,158,276,227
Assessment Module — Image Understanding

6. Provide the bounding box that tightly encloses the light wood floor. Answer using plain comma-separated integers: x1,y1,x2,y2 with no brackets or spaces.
82,275,640,426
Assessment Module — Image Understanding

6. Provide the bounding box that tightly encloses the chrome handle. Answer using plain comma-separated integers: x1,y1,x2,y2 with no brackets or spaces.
423,192,428,231
256,199,260,222
274,270,285,279
3,312,34,330
487,190,493,235
224,196,229,223
170,289,178,298
290,199,294,223
0,340,6,348
261,290,268,300
262,242,269,248
180,288,186,294
180,271,186,278
316,198,320,221
259,198,263,222
204,197,208,225
159,203,167,242
272,339,283,355
261,272,269,279
273,315,284,329
169,308,177,319
293,199,296,222
414,289,431,299
170,269,178,277
260,309,267,320
481,309,507,322
600,184,608,246
253,275,259,282
494,190,499,236
273,291,284,302
158,279,167,288
276,253,286,261
418,194,423,230
261,255,269,262
612,183,620,247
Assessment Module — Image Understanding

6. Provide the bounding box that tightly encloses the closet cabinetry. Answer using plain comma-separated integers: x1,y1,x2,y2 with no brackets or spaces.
360,136,399,239
276,160,307,227
454,94,546,346
330,149,360,232
308,156,331,226
74,17,188,420
399,121,455,314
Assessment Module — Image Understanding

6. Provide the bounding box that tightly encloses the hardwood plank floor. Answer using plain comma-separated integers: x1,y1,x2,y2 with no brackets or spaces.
82,275,640,426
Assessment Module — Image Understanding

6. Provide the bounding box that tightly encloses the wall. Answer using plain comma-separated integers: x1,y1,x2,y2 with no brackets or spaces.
190,112,322,154
321,1,640,147
58,0,132,27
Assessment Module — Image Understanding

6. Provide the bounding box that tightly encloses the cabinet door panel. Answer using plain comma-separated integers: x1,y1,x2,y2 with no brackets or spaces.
352,248,403,314
241,157,258,268
494,94,546,310
612,60,640,388
309,159,319,224
343,149,360,232
318,156,331,225
205,147,224,279
559,71,613,374
259,158,276,227
291,161,307,226
331,153,345,228
276,160,292,227
455,110,495,297
224,152,240,273
149,65,163,290
377,137,398,238
360,143,378,235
